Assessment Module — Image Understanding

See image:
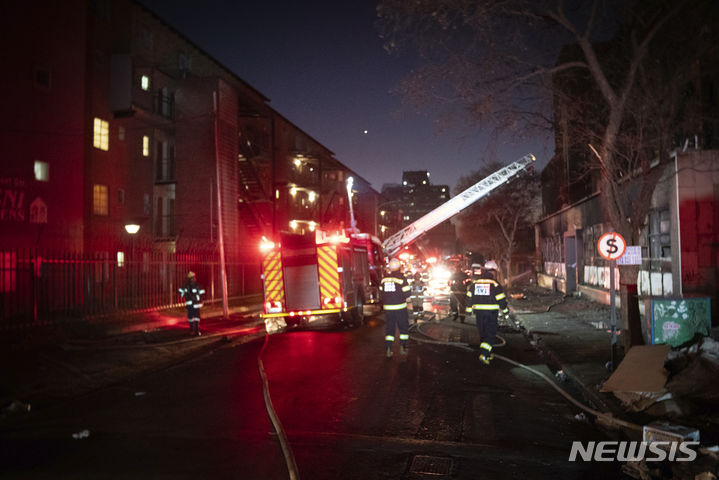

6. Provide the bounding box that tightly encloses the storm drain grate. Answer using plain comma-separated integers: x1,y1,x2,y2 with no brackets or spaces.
409,455,453,476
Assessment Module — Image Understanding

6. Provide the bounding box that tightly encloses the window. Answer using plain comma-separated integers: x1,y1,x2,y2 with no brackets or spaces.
141,75,150,91
118,126,125,141
157,87,174,118
117,251,125,268
142,135,150,157
93,184,108,215
643,209,672,271
118,188,125,205
34,161,49,181
1,252,17,293
93,117,109,151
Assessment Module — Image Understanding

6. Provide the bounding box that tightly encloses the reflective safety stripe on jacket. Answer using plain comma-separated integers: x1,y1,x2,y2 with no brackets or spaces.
380,272,410,309
384,302,407,311
179,284,205,308
465,277,508,314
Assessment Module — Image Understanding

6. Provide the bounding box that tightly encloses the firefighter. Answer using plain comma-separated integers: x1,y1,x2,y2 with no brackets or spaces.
465,261,509,365
448,264,469,323
380,258,411,357
409,271,426,322
179,271,206,336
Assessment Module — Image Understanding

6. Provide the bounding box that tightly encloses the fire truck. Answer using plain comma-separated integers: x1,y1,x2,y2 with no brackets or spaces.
259,154,535,330
260,229,382,329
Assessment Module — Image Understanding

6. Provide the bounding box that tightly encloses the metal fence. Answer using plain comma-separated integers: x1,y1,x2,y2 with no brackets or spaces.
0,248,262,330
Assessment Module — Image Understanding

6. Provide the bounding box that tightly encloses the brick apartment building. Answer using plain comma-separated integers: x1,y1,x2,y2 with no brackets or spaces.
0,0,380,323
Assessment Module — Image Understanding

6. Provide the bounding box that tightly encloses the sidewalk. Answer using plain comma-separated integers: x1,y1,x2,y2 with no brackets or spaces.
0,294,265,415
507,287,627,416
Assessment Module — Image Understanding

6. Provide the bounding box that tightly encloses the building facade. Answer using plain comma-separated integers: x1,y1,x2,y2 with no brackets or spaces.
0,0,380,323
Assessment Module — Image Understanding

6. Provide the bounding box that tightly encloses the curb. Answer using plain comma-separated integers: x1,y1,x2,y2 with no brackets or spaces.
512,311,620,416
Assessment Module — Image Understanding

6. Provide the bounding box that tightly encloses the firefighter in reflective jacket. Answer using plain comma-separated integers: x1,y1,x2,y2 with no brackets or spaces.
465,261,508,365
179,271,206,336
380,258,412,358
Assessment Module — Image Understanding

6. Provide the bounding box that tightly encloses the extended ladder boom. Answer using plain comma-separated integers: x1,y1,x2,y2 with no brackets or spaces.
381,154,536,257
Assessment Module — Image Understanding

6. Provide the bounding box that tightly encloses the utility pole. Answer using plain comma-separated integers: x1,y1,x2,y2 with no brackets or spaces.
213,90,229,318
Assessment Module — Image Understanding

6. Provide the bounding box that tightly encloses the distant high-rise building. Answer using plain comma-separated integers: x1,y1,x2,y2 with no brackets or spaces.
379,170,456,256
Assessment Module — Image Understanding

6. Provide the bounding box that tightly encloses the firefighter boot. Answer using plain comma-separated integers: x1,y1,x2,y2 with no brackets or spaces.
386,346,393,358
400,345,408,356
479,342,493,365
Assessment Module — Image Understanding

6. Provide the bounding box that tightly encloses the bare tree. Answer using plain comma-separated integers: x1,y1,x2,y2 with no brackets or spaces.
377,0,719,347
455,164,540,288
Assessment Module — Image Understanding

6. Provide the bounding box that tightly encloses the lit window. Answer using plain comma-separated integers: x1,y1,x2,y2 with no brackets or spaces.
93,184,108,215
117,251,125,267
34,161,49,181
142,135,150,157
141,75,150,91
93,117,109,151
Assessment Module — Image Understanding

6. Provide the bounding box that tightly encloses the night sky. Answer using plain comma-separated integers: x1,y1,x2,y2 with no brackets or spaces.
139,0,551,193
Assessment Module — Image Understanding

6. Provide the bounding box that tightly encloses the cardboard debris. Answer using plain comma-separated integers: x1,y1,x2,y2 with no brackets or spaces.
601,344,671,393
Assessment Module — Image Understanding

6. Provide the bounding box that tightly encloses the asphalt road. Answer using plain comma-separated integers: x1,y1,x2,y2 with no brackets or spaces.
0,313,623,479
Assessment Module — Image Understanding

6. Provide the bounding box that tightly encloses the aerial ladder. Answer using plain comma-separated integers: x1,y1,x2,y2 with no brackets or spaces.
381,154,536,257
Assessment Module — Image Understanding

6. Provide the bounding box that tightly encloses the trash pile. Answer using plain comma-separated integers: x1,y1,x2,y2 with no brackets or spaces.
602,338,719,420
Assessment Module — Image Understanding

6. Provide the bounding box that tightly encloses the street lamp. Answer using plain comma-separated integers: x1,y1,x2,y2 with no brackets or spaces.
346,176,357,232
124,223,141,307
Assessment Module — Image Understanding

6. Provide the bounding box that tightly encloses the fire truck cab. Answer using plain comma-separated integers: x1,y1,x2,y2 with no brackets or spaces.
260,229,381,329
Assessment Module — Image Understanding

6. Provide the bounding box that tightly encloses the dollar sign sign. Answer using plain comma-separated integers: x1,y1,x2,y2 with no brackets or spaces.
607,238,618,254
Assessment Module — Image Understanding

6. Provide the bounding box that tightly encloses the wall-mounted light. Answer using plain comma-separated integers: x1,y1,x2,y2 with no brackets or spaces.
290,187,297,196
293,158,302,167
290,220,298,230
308,191,316,203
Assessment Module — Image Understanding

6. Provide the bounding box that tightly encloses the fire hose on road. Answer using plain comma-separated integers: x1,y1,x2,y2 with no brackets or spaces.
409,316,643,433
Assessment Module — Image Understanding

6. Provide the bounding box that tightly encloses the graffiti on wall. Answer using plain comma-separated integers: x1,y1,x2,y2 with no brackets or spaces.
0,177,47,224
651,297,711,346
0,177,25,222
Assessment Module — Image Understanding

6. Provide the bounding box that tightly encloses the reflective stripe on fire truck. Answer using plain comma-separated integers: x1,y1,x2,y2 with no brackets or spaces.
317,244,342,308
262,250,285,308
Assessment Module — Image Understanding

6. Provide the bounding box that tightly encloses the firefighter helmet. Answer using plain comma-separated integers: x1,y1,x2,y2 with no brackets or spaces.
471,263,483,275
484,260,498,270
388,258,401,271
187,271,196,279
